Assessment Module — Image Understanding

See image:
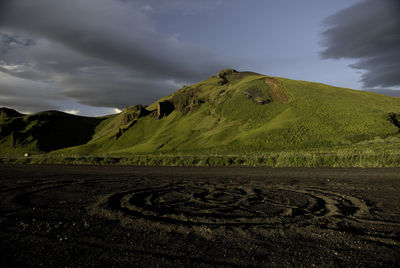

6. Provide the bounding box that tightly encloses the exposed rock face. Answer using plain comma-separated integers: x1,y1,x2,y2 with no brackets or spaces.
388,112,400,129
172,88,204,115
122,105,150,125
243,87,272,105
217,69,237,85
157,101,175,119
217,69,237,78
115,105,151,139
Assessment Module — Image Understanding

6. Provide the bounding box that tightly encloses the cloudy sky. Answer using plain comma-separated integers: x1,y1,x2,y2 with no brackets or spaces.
0,0,399,116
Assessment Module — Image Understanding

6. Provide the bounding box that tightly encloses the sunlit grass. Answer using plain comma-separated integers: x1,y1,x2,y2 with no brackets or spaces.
2,71,400,167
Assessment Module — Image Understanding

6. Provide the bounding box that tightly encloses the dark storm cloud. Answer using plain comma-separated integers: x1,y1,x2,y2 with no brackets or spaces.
0,72,60,112
320,0,400,88
0,0,223,80
0,0,226,111
59,67,179,108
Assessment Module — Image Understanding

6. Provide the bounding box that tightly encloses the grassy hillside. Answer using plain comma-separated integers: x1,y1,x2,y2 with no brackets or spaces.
56,69,400,155
1,69,400,166
0,109,104,156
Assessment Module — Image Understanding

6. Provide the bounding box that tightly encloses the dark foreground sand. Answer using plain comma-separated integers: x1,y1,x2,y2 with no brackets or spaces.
0,165,399,267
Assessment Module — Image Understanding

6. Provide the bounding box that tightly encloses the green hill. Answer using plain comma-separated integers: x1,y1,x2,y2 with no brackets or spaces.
1,69,400,166
0,109,103,155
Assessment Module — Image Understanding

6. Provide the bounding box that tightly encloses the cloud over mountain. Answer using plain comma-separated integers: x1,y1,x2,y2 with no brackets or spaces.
320,0,400,88
0,0,226,112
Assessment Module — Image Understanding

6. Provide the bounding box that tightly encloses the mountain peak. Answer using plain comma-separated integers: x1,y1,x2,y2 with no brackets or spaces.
1,72,400,157
216,69,237,85
217,68,237,77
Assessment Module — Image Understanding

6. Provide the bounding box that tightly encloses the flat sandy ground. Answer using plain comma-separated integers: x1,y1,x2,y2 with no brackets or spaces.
0,165,399,267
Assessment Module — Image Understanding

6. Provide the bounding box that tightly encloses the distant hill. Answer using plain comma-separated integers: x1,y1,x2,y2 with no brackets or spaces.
1,69,400,157
0,109,103,155
0,107,24,122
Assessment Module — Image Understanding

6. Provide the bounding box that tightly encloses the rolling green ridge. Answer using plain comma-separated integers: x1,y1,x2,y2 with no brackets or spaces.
1,69,400,166
0,110,103,155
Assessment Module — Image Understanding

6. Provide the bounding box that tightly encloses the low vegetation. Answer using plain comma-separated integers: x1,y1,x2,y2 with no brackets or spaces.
1,69,400,167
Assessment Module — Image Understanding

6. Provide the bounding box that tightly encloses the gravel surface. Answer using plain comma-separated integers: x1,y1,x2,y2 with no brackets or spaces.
1,165,399,267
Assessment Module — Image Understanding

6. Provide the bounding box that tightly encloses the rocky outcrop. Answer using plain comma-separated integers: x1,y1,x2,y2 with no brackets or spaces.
243,87,272,105
217,69,237,85
218,69,237,78
388,112,400,129
171,88,204,115
157,100,175,119
122,105,150,125
115,105,151,139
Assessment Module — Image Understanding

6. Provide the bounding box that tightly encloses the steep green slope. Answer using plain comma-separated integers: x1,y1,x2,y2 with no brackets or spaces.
0,109,104,156
54,69,400,155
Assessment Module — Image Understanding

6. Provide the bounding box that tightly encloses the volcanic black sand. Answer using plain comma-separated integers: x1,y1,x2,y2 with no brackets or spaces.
1,165,399,267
